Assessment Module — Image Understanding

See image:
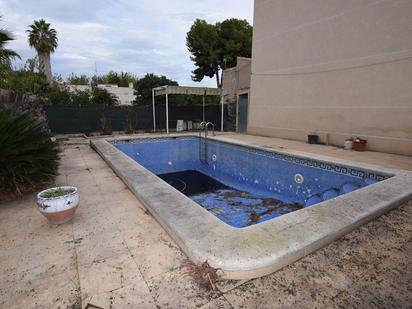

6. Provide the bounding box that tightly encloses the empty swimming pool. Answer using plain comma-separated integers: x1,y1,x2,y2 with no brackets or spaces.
92,134,412,279
113,136,386,228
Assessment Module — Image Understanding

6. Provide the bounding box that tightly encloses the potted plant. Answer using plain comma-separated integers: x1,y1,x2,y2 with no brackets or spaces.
352,137,367,151
37,186,79,224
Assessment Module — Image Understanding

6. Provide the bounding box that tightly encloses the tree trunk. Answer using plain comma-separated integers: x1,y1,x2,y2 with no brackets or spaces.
38,52,53,85
215,69,221,88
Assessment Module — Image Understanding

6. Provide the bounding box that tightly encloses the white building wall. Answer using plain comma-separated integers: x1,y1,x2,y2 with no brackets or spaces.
249,0,412,155
68,84,135,106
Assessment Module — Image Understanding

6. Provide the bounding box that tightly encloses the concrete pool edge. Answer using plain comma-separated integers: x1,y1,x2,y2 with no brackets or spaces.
91,135,412,280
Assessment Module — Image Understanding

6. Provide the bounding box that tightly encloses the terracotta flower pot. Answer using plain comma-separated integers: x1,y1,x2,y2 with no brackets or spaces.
352,139,367,151
37,186,80,224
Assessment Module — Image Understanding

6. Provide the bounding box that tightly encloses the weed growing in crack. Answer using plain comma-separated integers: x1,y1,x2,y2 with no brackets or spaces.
182,260,223,291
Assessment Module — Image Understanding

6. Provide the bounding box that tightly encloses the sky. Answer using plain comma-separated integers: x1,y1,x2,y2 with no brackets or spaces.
1,0,253,87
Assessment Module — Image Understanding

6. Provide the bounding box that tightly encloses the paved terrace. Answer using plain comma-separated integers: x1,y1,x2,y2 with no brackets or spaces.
1,133,411,308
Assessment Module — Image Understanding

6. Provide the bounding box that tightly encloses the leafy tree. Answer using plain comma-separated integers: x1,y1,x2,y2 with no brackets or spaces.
47,86,71,105
67,73,90,85
186,18,252,87
3,69,49,96
174,94,220,107
70,90,91,106
91,71,138,87
186,20,221,87
91,87,118,106
46,86,116,106
27,19,58,85
218,19,252,68
134,73,178,105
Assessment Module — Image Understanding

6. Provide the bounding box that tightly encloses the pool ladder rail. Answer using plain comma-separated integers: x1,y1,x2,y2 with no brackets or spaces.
198,122,215,164
198,122,215,138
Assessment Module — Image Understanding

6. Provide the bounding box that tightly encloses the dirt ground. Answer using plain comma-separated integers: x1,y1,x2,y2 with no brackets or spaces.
222,199,412,309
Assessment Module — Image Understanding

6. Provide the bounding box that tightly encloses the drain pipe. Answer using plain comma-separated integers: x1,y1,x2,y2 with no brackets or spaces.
220,92,224,132
152,88,156,132
165,86,169,134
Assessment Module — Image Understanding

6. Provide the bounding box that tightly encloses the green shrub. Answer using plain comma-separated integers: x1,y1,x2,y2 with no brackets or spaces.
2,70,50,97
71,89,91,106
91,87,118,106
0,109,60,196
47,86,72,105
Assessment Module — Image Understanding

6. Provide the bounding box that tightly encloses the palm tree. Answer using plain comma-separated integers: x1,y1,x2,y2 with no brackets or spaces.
27,19,58,84
0,26,20,68
0,19,20,87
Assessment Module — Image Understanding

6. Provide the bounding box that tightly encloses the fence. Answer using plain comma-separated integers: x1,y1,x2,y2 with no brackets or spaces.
45,104,233,134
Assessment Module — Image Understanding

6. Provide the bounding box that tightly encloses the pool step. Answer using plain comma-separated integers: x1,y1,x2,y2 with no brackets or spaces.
305,182,361,207
305,195,322,206
340,183,360,194
322,189,339,201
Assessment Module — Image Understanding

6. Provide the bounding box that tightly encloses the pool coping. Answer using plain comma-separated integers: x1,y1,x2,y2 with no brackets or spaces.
91,134,412,279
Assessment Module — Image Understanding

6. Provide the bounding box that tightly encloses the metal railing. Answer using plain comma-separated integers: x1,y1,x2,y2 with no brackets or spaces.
205,122,215,137
198,121,215,164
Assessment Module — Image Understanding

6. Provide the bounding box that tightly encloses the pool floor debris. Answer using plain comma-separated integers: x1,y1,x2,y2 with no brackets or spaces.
159,170,303,228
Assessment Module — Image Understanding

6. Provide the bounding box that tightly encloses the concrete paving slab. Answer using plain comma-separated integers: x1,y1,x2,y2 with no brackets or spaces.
130,240,187,280
0,271,80,309
146,270,222,309
117,215,174,250
84,282,156,309
75,230,129,266
78,253,143,301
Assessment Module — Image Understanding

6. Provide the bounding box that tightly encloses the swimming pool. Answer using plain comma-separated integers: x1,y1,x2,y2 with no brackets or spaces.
114,137,387,228
92,134,412,279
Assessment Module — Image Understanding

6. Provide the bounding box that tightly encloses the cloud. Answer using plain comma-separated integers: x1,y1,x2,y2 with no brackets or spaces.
1,0,253,86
